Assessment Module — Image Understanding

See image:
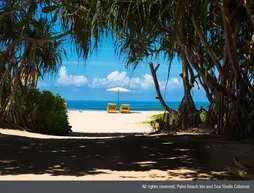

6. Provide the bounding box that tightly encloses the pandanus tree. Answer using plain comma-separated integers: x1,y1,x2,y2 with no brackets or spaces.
55,0,253,137
1,0,253,138
53,0,202,129
175,0,254,137
0,0,65,129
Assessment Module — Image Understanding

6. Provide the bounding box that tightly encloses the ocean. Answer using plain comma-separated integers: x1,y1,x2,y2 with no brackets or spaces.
66,101,209,111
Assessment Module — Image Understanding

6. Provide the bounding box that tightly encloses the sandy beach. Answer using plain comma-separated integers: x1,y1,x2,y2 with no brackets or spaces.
1,110,254,181
0,110,162,139
67,110,163,134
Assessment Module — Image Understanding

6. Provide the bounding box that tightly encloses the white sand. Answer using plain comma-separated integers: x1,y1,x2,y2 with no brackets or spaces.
68,110,163,134
1,111,247,181
0,169,215,180
0,111,163,139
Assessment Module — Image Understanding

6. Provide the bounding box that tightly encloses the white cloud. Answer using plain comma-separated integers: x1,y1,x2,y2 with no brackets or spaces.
91,71,131,88
90,70,182,90
160,78,182,90
57,66,88,86
62,60,119,66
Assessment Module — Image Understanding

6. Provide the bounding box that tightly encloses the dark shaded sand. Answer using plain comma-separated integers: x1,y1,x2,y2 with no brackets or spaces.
0,129,254,180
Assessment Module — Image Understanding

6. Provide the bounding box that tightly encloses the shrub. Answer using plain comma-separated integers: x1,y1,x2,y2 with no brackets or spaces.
144,111,206,125
146,112,179,125
23,89,72,135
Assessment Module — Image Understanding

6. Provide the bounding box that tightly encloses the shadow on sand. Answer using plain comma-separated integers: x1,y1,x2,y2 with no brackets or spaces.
0,132,249,180
71,132,145,137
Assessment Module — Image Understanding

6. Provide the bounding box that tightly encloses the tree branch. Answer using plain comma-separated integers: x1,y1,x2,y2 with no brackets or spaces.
154,64,160,72
191,16,223,75
149,62,172,112
0,0,32,18
23,30,71,42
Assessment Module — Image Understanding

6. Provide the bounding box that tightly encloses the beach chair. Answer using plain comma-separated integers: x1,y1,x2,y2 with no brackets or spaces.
120,104,130,113
107,103,117,113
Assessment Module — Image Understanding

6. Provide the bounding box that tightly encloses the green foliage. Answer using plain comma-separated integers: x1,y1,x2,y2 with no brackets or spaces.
1,0,253,138
24,89,72,136
144,111,207,125
143,112,177,125
199,112,206,122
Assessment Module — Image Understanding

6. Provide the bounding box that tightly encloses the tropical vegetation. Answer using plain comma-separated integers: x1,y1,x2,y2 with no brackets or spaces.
0,0,253,138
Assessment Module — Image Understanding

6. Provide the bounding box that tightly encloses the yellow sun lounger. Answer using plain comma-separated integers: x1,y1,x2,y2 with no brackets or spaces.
120,104,130,113
107,103,117,113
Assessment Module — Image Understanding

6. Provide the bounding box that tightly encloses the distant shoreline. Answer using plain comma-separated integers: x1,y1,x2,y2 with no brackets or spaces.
67,108,165,112
65,100,209,111
66,109,165,112
65,100,209,102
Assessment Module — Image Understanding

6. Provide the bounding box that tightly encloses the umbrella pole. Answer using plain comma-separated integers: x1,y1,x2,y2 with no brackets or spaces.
117,91,119,109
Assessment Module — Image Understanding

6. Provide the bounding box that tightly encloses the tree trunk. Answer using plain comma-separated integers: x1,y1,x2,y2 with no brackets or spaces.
177,53,200,129
2,66,25,128
149,62,172,113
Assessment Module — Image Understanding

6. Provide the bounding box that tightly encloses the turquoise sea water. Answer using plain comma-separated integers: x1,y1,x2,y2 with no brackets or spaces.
66,100,209,111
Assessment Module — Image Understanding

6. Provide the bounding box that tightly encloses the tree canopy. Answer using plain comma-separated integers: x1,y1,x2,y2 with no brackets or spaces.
0,0,253,138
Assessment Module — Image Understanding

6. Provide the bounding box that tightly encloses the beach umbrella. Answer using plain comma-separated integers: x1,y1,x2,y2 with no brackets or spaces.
106,87,131,107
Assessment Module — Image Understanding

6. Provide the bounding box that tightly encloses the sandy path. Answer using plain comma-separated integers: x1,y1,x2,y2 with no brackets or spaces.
1,131,254,181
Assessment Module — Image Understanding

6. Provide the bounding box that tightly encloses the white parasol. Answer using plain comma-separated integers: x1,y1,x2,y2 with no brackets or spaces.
106,87,131,107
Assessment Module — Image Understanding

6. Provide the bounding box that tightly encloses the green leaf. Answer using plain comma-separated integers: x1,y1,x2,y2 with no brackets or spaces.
30,41,36,63
52,7,60,23
23,25,32,37
31,19,43,30
13,20,27,30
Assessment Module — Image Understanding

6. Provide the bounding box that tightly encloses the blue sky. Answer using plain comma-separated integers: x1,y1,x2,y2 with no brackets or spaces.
38,37,207,102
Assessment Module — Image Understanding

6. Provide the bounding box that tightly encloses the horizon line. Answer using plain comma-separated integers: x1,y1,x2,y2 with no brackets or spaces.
65,100,209,102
